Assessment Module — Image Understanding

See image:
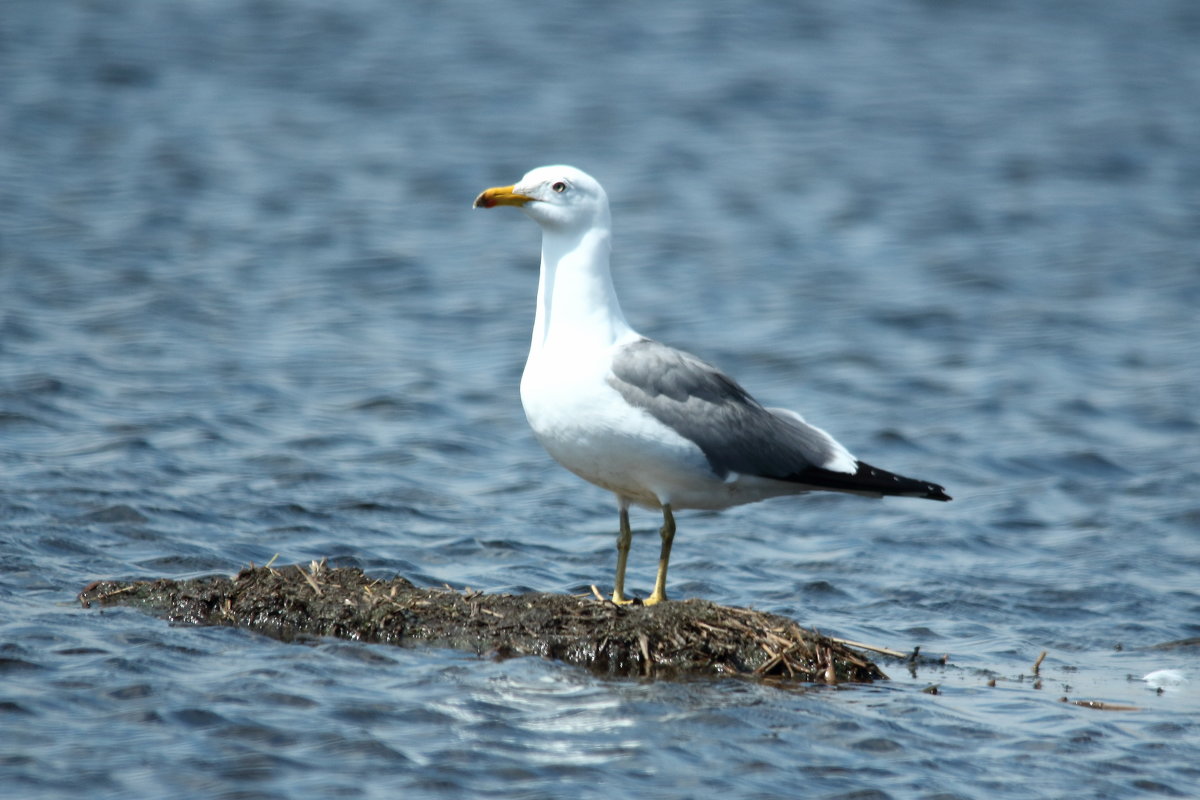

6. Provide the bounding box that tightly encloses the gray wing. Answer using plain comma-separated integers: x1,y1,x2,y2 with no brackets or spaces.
607,338,850,481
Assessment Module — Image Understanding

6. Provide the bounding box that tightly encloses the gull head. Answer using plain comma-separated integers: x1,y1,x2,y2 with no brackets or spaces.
474,165,609,231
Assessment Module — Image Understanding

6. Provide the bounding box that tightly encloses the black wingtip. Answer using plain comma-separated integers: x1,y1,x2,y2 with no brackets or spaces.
854,460,952,502
926,485,952,502
782,460,952,501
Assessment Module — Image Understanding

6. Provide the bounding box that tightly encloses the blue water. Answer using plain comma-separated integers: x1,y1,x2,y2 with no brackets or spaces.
3,1,1199,797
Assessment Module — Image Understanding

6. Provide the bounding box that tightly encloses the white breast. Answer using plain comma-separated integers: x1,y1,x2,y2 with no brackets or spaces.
520,341,717,508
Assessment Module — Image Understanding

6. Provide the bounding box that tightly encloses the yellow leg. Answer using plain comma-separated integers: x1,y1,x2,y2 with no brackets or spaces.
611,506,635,605
644,505,675,606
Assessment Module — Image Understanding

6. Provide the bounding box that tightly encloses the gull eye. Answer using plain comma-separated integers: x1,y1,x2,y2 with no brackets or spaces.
551,181,567,193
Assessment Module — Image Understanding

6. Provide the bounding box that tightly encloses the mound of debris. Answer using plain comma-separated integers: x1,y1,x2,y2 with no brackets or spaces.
80,562,886,683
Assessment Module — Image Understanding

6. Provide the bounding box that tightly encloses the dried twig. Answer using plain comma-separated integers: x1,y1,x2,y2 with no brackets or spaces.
827,636,908,659
92,584,139,603
297,564,323,596
638,633,652,676
1060,698,1140,712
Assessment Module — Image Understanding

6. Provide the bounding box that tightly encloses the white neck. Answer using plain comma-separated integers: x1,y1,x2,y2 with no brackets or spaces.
528,223,635,359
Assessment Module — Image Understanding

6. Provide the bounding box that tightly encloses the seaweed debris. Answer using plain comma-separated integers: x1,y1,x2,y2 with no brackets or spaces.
79,562,885,683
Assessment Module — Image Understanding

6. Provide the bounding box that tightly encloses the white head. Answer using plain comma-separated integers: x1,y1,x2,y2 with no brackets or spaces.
474,165,610,232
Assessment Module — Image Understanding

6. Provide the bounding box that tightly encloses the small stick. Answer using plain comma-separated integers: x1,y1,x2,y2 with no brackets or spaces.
755,651,783,676
827,636,908,659
589,585,605,602
1060,698,1141,712
692,620,731,635
298,564,323,596
85,584,139,606
840,651,869,669
1032,650,1047,675
638,633,652,675
763,631,795,649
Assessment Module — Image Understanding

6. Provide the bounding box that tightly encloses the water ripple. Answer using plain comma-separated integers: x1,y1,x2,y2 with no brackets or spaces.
2,0,1199,798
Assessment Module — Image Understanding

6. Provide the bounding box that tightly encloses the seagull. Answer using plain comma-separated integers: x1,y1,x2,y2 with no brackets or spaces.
474,165,950,605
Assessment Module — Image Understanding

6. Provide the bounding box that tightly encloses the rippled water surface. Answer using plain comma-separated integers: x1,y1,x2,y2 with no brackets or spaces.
3,1,1199,798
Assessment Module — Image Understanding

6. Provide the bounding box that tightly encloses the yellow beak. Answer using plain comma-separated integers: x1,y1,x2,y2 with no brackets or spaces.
473,184,534,209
